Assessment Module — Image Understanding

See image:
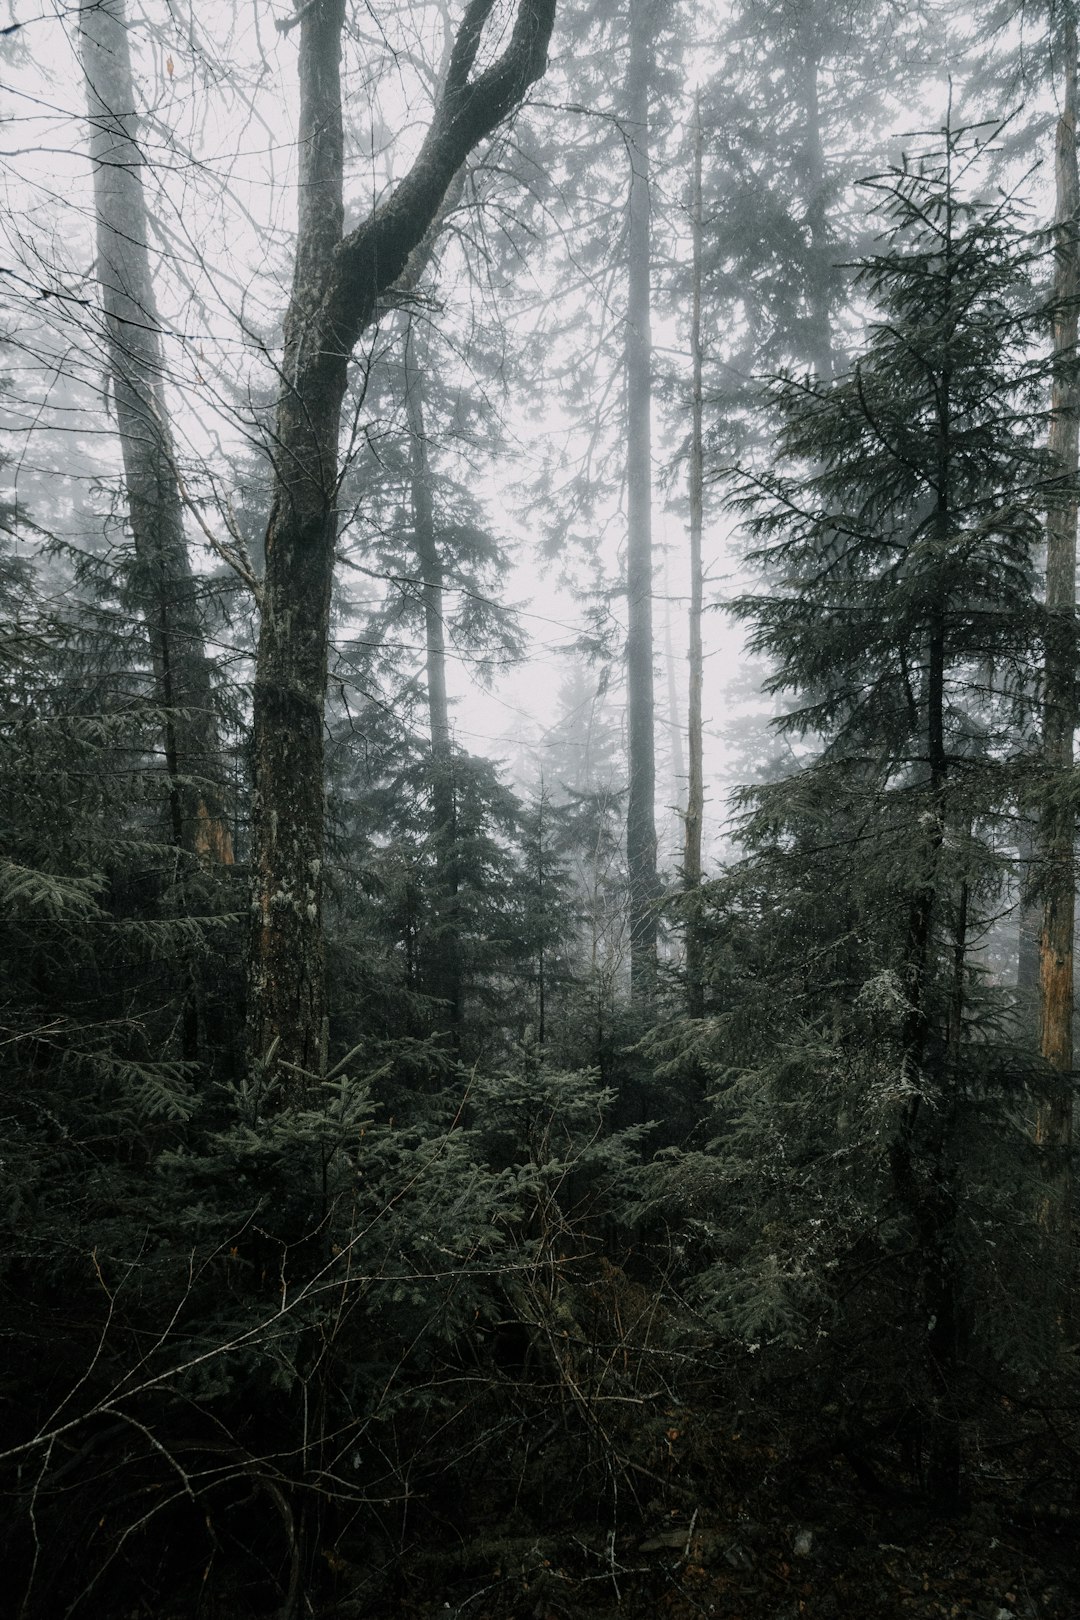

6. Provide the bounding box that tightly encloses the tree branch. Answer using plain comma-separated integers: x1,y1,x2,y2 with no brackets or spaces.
327,0,556,351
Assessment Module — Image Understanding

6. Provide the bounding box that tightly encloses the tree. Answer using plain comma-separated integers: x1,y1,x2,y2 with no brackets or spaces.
78,0,233,867
698,0,940,440
624,0,661,1009
727,119,1053,1503
246,0,557,1091
1035,5,1079,1233
684,90,706,1019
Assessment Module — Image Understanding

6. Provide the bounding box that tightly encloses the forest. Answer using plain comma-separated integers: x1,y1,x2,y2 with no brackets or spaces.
2,0,1080,1615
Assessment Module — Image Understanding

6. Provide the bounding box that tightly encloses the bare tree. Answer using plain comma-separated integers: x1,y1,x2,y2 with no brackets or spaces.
247,0,556,1090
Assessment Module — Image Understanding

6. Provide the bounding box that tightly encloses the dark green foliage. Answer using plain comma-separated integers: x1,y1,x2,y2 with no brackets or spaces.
648,118,1067,1499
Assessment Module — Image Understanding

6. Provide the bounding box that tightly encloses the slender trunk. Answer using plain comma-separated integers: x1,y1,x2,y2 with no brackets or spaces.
663,591,686,815
892,175,961,1504
406,353,451,766
244,0,555,1091
536,784,547,1046
79,0,232,866
684,91,705,1021
797,21,833,382
405,320,461,1034
1016,813,1041,1028
626,0,658,1010
1037,14,1079,1232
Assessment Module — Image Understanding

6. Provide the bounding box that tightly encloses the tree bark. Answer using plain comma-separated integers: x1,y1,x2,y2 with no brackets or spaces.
405,318,461,1033
663,593,686,817
625,0,659,1011
797,12,833,382
1016,814,1041,1032
246,0,555,1091
79,0,232,866
684,91,706,1021
1036,12,1079,1232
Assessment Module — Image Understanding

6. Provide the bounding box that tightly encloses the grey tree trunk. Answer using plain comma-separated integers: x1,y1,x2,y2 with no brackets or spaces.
404,318,460,1033
663,594,686,819
1016,814,1040,1033
1037,13,1079,1233
79,0,232,866
245,0,555,1092
797,17,833,382
684,92,706,1021
625,0,659,1010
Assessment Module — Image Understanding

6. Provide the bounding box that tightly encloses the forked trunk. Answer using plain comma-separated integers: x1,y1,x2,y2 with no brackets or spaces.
244,0,556,1092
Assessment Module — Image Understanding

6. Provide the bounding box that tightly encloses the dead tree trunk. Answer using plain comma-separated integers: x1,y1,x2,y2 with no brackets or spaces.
625,0,659,1011
79,0,232,866
246,0,555,1091
1037,13,1079,1232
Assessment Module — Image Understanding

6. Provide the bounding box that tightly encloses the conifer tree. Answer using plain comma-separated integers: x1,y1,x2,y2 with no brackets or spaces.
729,118,1053,1502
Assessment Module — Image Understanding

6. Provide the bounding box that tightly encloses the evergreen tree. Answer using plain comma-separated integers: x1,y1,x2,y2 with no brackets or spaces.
665,117,1057,1504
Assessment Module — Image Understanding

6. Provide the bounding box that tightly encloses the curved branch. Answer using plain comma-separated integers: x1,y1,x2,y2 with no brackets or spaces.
327,0,556,351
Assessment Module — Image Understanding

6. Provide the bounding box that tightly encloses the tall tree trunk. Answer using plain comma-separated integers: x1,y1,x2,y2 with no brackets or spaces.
797,13,833,382
79,0,232,866
1037,13,1079,1232
663,591,686,817
1016,814,1041,1030
625,0,659,1010
244,0,556,1091
684,91,706,1021
405,319,461,1033
247,0,347,1090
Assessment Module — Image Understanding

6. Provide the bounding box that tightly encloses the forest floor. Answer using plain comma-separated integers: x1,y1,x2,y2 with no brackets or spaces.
376,1423,1079,1620
387,1483,1076,1620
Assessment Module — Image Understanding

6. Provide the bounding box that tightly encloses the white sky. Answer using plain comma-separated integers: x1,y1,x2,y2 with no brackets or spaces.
0,1,1058,875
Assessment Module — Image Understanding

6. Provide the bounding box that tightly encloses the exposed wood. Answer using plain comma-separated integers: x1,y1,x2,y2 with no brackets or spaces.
1036,12,1079,1233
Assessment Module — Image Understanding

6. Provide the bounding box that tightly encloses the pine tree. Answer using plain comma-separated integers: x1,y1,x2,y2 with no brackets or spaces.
718,116,1054,1503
